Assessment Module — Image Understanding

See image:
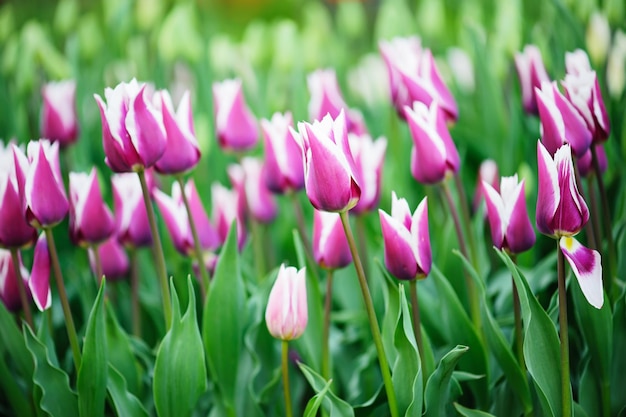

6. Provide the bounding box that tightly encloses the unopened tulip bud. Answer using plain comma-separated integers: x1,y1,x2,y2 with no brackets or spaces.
349,133,387,215
211,182,246,251
313,210,352,270
90,236,129,281
69,168,115,246
514,45,550,115
213,79,258,152
577,143,608,177
228,158,278,224
265,264,308,341
261,112,305,194
112,173,152,247
41,80,78,147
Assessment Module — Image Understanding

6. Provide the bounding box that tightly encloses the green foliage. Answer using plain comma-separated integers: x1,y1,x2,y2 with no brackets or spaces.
424,345,469,417
299,363,355,417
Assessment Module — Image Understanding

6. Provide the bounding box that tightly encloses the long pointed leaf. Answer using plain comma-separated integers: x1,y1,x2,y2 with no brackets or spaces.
424,345,469,417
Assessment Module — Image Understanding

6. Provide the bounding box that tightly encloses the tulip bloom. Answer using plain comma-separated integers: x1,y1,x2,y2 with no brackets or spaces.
379,36,458,122
153,179,219,256
69,168,115,246
41,80,79,147
312,210,352,270
405,101,460,184
261,112,304,194
89,236,129,281
155,90,201,174
535,81,592,158
296,110,361,212
482,175,536,254
265,264,308,341
536,141,603,308
213,79,258,152
228,158,278,224
349,133,387,215
0,249,29,312
211,182,246,250
379,192,431,280
514,45,550,115
577,144,608,177
94,79,167,172
0,142,38,248
112,173,152,247
13,140,69,228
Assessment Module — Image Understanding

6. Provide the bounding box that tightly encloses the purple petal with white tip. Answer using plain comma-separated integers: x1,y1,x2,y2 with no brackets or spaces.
560,236,603,309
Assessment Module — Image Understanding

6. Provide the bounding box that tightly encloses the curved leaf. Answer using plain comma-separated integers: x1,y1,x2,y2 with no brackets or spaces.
424,345,468,417
299,362,355,417
107,365,148,417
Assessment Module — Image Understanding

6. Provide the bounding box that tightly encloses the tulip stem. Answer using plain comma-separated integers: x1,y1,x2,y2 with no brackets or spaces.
282,340,293,417
339,211,398,417
289,192,313,258
44,227,81,370
510,255,525,370
10,248,33,329
453,174,478,266
175,176,208,298
441,181,481,332
409,280,426,383
591,145,616,299
90,244,104,286
557,244,572,417
355,215,370,281
130,248,141,338
137,169,172,331
322,269,333,381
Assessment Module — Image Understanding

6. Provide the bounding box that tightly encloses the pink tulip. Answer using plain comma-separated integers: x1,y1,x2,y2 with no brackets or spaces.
213,79,258,152
155,90,201,174
0,250,29,312
89,236,129,281
405,101,460,184
228,158,278,224
112,173,152,247
261,112,305,194
296,111,361,212
69,168,115,246
94,79,166,172
349,133,387,215
312,210,352,270
577,143,608,177
211,182,246,251
265,264,308,341
41,80,79,147
514,45,551,115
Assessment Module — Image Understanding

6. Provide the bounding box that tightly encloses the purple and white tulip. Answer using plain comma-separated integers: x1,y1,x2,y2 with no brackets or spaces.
228,158,278,224
577,144,608,177
312,210,352,270
265,264,308,341
69,168,115,246
514,45,550,115
261,112,305,194
349,133,387,215
213,79,258,152
211,182,246,251
41,80,79,147
89,236,129,281
112,173,152,247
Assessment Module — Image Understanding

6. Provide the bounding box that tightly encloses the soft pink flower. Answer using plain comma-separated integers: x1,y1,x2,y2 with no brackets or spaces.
213,79,258,152
41,80,79,147
265,264,308,341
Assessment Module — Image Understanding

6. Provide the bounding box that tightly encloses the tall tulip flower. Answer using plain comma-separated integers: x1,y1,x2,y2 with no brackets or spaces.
0,249,30,312
349,134,387,215
296,110,361,212
0,142,37,248
261,112,304,194
94,79,167,172
514,45,550,115
41,80,79,147
405,101,460,185
211,182,246,251
228,158,278,224
379,36,458,122
535,81,592,158
265,264,308,341
112,173,152,247
482,175,536,254
69,168,115,246
536,141,602,308
313,210,352,270
379,192,431,280
90,236,129,281
155,90,201,174
213,79,258,152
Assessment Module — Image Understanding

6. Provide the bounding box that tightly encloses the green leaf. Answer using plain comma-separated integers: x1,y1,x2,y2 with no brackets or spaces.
610,290,626,416
203,224,245,413
78,279,108,417
454,402,496,417
0,301,34,379
298,362,355,417
392,284,422,417
496,249,566,417
379,260,401,368
105,302,141,396
454,250,533,415
423,345,468,417
303,378,334,417
23,325,78,417
0,347,33,417
155,277,207,417
107,365,149,417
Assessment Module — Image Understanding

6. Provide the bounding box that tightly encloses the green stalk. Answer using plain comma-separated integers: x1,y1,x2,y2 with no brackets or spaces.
355,215,370,280
453,174,478,266
90,244,104,286
175,175,208,298
10,248,33,328
557,243,571,417
509,255,525,370
289,191,313,257
282,340,293,417
251,218,267,279
322,269,333,381
130,248,141,338
44,227,81,370
339,211,399,417
409,279,426,383
137,169,172,330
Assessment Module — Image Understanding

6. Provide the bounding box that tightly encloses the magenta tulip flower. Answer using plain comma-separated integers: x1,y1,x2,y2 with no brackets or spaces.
41,80,79,147
94,79,167,172
261,112,304,194
405,101,460,184
0,249,29,312
296,110,361,212
69,168,115,246
13,140,69,228
349,133,387,215
562,50,610,143
153,179,219,256
112,173,152,247
536,141,602,308
514,45,551,115
155,90,201,174
213,79,258,152
577,144,608,177
312,210,352,270
482,175,536,254
535,81,592,158
89,236,129,281
265,264,308,341
228,158,278,224
211,182,246,251
0,142,38,248
379,36,458,122
379,192,431,280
